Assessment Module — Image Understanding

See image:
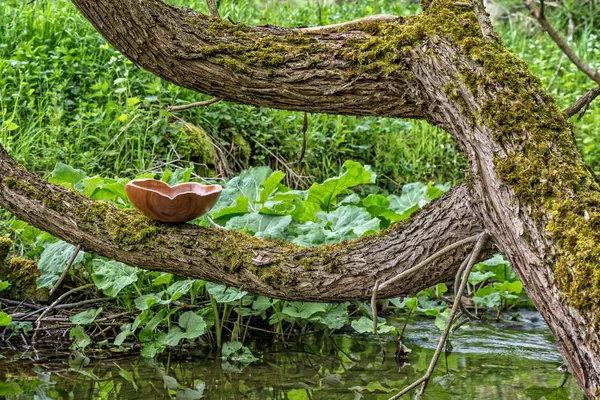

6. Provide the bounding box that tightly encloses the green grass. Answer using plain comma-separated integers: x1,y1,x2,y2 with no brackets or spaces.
0,0,598,188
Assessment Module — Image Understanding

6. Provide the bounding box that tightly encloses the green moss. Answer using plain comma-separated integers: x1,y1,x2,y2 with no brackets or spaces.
3,176,67,212
1,257,47,301
74,201,160,247
232,134,251,167
178,122,216,164
404,2,600,322
0,236,12,261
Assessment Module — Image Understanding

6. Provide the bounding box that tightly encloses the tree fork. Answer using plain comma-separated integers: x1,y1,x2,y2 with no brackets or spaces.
4,0,600,396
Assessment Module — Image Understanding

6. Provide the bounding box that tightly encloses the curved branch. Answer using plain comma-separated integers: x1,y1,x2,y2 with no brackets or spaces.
70,0,427,118
0,146,487,302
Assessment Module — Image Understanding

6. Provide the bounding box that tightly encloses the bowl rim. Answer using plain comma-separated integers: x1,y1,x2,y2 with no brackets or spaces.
125,179,223,201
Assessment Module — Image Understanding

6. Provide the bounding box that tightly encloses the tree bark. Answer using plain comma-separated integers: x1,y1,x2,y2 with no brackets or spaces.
3,0,600,397
0,146,487,301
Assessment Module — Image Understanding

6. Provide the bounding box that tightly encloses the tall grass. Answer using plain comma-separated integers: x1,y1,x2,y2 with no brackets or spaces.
0,0,598,188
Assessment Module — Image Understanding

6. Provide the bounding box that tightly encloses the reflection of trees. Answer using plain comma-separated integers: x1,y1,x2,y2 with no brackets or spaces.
0,330,584,399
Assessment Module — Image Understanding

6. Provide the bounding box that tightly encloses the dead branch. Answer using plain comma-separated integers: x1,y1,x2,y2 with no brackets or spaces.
166,97,221,112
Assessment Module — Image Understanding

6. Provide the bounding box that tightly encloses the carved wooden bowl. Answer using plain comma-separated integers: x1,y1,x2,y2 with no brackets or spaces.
125,179,222,224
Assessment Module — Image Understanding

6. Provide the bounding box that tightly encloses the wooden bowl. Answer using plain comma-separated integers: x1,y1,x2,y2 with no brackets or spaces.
125,179,222,223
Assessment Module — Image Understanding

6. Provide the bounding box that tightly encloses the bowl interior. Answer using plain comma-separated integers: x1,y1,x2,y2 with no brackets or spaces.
128,179,222,199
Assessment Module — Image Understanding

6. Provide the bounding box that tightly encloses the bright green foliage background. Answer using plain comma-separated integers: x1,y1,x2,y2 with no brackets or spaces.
0,0,597,358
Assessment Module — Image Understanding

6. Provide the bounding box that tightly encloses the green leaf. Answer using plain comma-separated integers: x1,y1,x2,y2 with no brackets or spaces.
307,161,375,211
281,302,327,319
494,280,523,294
435,283,448,298
165,327,186,347
211,196,249,219
36,241,85,289
361,194,391,217
92,259,138,297
476,254,516,282
226,213,292,239
252,297,272,312
210,167,277,218
0,281,10,292
69,325,91,350
49,163,87,190
222,341,259,363
316,303,349,329
259,170,285,203
321,205,380,239
179,311,206,339
114,324,132,346
152,273,173,287
206,283,247,303
166,167,194,186
70,307,103,325
141,333,167,358
0,382,23,396
434,308,451,331
363,381,394,393
134,293,170,310
351,316,393,334
390,296,418,312
291,206,379,246
167,279,196,301
0,312,12,326
468,270,496,285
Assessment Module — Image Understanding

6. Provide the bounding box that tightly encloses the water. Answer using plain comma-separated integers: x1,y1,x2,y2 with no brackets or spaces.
0,310,585,399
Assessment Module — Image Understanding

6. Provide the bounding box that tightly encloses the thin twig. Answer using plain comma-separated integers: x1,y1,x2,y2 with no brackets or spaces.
371,279,380,334
472,0,495,42
32,284,95,341
298,14,400,32
564,86,600,119
297,112,308,165
99,114,139,159
206,0,220,18
454,255,479,321
379,235,480,291
247,136,312,188
524,0,600,85
49,244,82,297
389,232,489,399
0,298,41,309
166,97,221,112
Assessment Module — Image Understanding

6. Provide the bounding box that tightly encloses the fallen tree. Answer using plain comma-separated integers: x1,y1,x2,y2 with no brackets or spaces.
2,0,600,397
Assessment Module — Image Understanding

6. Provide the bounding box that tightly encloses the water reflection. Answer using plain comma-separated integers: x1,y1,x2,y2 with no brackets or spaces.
0,311,585,399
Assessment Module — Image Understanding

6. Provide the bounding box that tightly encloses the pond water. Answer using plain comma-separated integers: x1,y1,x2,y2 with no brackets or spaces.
0,310,585,399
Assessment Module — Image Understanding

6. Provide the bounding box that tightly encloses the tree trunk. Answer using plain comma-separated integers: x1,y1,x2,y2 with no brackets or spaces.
2,0,599,397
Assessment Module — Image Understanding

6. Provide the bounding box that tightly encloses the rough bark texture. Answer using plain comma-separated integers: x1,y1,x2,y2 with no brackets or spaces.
2,0,599,397
0,146,487,301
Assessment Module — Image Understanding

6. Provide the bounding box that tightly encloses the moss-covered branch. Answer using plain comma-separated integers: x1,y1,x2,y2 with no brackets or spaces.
0,145,486,302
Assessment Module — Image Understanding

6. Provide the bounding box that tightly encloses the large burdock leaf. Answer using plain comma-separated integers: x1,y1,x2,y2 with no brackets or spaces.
307,160,376,211
206,282,247,303
291,206,379,246
49,163,87,190
222,341,258,363
226,213,292,239
37,241,85,289
92,259,138,297
70,307,103,325
210,167,282,219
